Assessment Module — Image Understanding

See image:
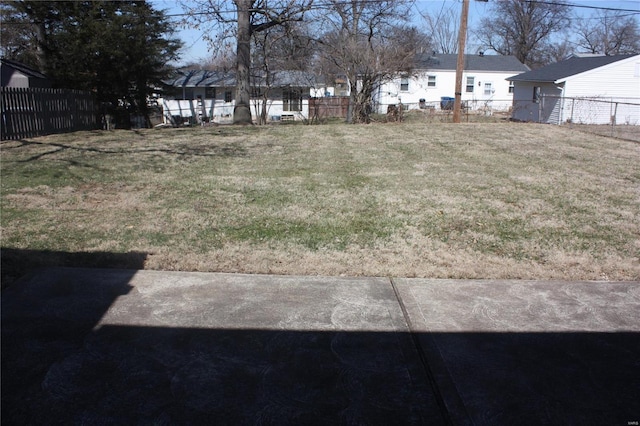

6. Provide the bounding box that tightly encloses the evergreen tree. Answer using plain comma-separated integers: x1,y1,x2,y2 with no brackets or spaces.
2,1,182,127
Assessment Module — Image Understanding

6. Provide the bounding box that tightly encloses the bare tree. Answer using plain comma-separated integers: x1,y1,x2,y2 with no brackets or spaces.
316,0,427,123
261,20,316,71
182,0,312,124
473,0,570,68
575,11,639,55
183,46,237,72
250,21,316,124
421,5,458,54
541,38,575,63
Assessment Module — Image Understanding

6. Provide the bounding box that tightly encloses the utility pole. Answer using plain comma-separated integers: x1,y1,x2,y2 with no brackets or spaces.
453,0,469,123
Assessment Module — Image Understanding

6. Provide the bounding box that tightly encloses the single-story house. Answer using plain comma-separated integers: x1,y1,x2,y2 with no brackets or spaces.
374,53,529,113
1,58,51,88
507,54,640,125
160,69,323,124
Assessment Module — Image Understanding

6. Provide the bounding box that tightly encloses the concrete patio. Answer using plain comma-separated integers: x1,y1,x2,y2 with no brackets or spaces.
2,268,639,425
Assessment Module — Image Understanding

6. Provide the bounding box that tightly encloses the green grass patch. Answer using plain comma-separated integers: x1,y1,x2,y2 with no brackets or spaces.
2,122,639,283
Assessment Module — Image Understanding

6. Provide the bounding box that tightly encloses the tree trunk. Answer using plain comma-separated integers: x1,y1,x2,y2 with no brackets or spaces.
351,77,374,124
234,0,253,124
35,21,47,71
260,94,268,124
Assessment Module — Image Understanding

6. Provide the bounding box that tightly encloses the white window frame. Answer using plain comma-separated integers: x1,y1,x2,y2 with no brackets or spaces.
466,76,474,93
483,82,493,96
427,75,436,87
400,77,409,91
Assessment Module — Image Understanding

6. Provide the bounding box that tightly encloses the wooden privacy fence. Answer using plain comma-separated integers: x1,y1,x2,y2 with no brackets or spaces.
309,96,350,120
1,87,97,140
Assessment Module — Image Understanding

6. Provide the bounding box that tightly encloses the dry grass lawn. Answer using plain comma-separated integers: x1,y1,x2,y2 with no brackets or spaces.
1,122,639,285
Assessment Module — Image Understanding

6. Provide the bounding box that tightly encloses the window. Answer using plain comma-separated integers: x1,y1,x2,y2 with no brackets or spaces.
251,87,263,98
283,89,302,112
205,87,216,99
533,86,541,103
170,87,184,100
508,81,514,94
484,82,493,96
466,77,474,93
224,90,233,103
427,75,436,87
400,77,409,91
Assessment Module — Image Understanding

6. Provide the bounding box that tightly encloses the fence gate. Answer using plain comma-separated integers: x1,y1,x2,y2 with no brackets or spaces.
1,87,97,140
309,97,350,120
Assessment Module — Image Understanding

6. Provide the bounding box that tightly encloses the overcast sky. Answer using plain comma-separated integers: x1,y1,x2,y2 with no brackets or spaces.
151,0,640,66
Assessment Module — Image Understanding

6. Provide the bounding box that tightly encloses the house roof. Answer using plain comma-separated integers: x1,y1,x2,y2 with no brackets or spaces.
416,53,530,73
506,54,638,83
164,69,319,88
0,57,49,80
164,70,235,88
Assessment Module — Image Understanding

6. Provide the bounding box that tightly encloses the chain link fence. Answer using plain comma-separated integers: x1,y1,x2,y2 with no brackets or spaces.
372,99,514,123
539,95,640,142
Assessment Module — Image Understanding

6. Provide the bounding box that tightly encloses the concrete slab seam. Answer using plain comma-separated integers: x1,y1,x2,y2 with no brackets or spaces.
388,277,453,426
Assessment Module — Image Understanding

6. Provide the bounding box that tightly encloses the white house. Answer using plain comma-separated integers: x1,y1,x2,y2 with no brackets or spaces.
160,69,323,125
375,53,529,113
507,54,640,125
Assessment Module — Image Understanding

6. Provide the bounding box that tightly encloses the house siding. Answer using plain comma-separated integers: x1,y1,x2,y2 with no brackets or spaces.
511,82,561,122
1,69,51,88
510,55,640,125
376,69,524,113
4,71,30,88
560,57,640,125
160,86,311,125
1,60,52,88
544,85,564,124
562,57,639,99
160,69,319,124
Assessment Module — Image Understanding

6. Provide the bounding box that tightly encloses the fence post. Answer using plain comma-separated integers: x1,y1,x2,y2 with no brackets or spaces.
612,102,618,137
0,88,6,140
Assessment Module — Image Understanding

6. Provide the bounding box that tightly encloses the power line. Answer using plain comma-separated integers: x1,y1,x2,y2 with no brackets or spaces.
571,11,639,20
163,0,640,19
4,1,636,24
524,0,639,14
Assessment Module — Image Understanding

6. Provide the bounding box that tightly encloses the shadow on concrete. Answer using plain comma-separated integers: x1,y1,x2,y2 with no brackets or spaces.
1,268,441,424
3,326,638,424
0,248,148,289
2,326,446,425
417,331,640,425
1,267,136,424
2,268,639,424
